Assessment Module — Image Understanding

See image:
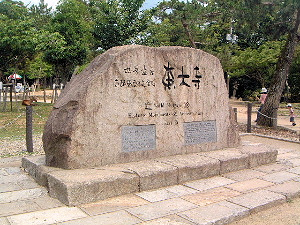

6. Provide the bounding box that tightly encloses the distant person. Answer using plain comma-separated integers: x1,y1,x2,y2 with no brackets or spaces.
255,88,268,122
287,104,296,126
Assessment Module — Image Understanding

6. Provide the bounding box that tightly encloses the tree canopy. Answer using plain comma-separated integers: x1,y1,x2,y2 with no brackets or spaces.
0,0,299,109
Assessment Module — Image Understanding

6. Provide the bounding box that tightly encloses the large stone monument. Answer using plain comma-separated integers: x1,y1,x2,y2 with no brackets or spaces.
43,45,240,169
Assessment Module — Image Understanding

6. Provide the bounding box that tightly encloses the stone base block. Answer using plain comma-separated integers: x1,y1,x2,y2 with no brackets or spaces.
158,154,220,183
104,160,179,191
22,156,61,187
47,169,140,206
200,149,249,174
240,143,278,167
22,143,278,206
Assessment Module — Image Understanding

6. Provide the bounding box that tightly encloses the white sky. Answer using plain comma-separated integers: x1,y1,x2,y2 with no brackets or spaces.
20,0,162,10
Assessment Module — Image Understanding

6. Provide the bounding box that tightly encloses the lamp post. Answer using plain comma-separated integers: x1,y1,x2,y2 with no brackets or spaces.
226,19,238,97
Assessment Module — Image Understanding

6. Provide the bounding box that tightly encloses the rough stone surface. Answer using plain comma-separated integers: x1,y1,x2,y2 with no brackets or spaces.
43,45,240,169
22,156,61,187
240,144,278,167
22,145,277,206
200,149,249,174
47,168,140,206
105,160,178,191
158,153,220,183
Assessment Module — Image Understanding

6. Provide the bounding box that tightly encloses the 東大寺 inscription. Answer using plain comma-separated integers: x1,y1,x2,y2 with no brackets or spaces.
122,125,156,152
184,121,217,145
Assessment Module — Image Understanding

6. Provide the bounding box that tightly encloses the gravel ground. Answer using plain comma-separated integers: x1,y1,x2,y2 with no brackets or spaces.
1,123,299,158
0,135,44,158
238,124,300,142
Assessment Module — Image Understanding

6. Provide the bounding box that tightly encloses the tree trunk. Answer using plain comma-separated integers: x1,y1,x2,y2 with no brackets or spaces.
181,18,197,49
257,8,300,127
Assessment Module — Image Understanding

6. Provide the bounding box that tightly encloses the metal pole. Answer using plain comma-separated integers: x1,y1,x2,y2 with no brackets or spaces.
233,108,238,122
247,102,252,133
26,105,33,153
10,85,13,111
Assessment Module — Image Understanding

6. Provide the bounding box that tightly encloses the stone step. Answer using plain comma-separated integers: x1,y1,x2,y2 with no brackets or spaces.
22,142,277,206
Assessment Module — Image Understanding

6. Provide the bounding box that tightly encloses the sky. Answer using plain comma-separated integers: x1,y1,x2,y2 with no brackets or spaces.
20,0,162,10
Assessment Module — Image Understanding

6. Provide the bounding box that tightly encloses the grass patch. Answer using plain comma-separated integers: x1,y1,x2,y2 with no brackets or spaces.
0,102,53,139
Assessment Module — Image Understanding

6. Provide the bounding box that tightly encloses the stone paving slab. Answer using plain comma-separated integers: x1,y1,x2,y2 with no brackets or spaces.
181,187,241,207
0,182,22,193
227,190,286,213
138,215,195,225
58,210,142,225
178,200,249,225
225,178,274,193
0,217,10,225
136,185,198,202
259,171,299,184
0,173,30,184
285,158,300,167
7,207,88,225
0,157,22,168
253,163,291,174
184,176,236,192
0,188,47,204
126,198,197,221
0,200,41,217
222,169,266,181
276,148,295,154
80,194,148,216
33,196,65,210
277,152,300,160
266,181,300,200
288,166,300,175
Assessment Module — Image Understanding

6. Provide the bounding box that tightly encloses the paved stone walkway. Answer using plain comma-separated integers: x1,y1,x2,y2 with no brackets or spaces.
0,135,299,225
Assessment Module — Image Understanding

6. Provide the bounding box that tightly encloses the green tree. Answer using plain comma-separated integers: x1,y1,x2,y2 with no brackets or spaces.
258,1,300,127
0,0,38,81
90,0,152,50
45,0,93,84
230,41,283,87
29,0,53,30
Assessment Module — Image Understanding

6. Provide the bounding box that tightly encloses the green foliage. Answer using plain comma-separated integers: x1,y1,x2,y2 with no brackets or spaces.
230,41,283,86
90,0,153,50
0,0,38,77
27,53,53,79
47,0,93,82
1,0,300,102
289,45,300,102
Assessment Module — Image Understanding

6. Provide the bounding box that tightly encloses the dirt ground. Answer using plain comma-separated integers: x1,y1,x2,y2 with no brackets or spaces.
230,197,300,225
